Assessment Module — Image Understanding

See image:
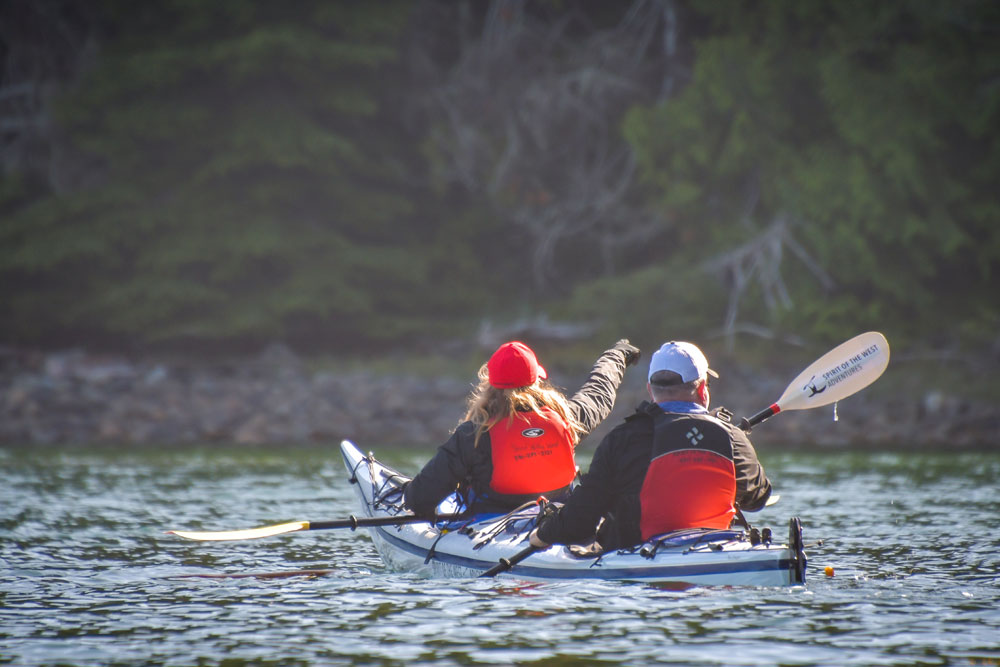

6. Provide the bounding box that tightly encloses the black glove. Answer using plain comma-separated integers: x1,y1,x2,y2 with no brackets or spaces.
613,339,641,367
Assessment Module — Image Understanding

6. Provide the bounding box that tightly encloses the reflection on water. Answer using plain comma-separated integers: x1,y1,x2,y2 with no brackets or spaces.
1,446,998,666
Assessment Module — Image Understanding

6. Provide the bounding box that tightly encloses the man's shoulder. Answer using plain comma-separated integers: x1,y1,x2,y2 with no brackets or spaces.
598,406,655,447
647,406,749,442
624,400,659,421
689,410,747,438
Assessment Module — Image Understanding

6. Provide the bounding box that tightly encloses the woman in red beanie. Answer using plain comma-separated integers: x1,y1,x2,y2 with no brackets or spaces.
404,339,640,516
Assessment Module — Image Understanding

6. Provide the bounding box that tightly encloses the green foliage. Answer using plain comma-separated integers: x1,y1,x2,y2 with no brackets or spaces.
1,0,998,358
554,260,730,346
0,0,486,352
605,0,1000,352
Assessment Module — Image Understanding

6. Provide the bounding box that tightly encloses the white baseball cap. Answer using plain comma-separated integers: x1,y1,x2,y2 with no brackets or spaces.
647,341,719,385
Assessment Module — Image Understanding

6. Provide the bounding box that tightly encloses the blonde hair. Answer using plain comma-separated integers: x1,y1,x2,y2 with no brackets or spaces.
463,363,584,448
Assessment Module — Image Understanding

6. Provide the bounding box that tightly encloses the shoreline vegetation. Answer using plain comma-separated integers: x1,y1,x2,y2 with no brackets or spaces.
2,343,996,451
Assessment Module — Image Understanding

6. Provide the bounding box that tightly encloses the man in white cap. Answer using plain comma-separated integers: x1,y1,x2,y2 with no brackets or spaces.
530,341,771,551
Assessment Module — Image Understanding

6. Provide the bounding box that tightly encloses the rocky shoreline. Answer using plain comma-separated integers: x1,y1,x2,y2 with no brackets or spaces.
1,345,997,450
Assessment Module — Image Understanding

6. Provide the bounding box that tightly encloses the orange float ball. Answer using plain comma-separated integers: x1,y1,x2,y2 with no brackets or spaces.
824,566,835,577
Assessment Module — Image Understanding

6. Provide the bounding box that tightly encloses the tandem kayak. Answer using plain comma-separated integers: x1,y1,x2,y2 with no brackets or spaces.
340,440,807,587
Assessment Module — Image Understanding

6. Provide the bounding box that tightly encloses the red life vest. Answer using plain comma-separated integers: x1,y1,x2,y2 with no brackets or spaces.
488,408,576,496
639,408,737,541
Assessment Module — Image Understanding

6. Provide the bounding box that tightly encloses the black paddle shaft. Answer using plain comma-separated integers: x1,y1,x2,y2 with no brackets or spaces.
479,544,540,578
739,404,781,432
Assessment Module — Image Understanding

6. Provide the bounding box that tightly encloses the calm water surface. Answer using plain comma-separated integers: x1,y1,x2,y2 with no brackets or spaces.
1,445,998,666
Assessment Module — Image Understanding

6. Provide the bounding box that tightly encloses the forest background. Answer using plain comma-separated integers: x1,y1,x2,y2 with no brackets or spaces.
1,0,998,448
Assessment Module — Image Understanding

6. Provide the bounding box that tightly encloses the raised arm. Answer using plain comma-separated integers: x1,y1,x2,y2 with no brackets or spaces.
567,339,640,436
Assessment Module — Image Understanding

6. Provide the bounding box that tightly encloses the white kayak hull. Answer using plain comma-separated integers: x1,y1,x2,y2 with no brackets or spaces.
340,440,806,587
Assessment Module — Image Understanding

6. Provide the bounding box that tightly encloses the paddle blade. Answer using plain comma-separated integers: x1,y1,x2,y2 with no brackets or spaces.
167,520,309,542
776,331,889,412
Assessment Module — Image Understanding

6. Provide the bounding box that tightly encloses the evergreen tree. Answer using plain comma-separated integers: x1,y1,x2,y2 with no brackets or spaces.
605,0,1000,350
0,0,478,352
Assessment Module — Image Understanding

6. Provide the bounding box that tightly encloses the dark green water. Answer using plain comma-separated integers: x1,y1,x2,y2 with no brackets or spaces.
1,445,998,666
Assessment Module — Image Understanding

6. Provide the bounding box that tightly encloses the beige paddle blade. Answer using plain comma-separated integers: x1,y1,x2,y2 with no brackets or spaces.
776,332,890,412
167,520,309,541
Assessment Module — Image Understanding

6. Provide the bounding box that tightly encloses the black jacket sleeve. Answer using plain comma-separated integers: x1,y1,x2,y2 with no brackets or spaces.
566,345,631,437
727,423,772,511
403,421,484,516
535,413,651,546
535,440,616,545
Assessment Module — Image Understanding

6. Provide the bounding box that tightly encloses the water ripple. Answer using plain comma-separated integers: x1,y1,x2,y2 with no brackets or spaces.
1,447,998,665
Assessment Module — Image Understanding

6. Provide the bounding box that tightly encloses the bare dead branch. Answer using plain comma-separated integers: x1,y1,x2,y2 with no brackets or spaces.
409,0,684,291
703,215,835,351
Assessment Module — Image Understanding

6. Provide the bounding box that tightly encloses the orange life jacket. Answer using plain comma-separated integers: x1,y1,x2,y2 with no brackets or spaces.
639,408,737,541
488,408,576,496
